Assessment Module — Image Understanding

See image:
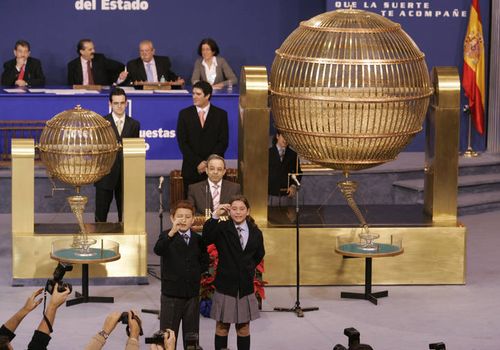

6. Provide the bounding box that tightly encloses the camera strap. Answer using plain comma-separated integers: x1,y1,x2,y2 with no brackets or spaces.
42,291,54,334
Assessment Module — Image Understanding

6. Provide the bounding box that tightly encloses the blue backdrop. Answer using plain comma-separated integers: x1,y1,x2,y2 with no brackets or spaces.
0,0,491,151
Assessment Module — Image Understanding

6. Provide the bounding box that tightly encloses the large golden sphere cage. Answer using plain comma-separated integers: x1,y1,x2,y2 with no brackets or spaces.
270,9,433,172
38,105,120,187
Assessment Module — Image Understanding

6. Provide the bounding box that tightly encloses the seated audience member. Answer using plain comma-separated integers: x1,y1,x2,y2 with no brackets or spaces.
187,154,240,215
121,40,184,85
0,288,44,348
67,39,126,85
28,284,71,350
84,311,144,350
268,131,302,207
191,38,237,89
153,200,208,350
1,40,45,87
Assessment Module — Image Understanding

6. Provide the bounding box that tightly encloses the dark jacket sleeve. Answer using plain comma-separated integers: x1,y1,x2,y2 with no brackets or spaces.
27,330,51,350
0,324,15,341
202,218,219,246
1,61,18,85
163,57,178,81
253,228,265,267
197,233,209,273
67,60,76,85
105,57,125,84
27,59,45,86
153,231,174,256
212,109,229,156
290,149,302,183
176,110,204,168
131,119,140,137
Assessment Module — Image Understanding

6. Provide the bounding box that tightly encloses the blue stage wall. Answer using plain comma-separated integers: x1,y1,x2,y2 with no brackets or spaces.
0,0,325,85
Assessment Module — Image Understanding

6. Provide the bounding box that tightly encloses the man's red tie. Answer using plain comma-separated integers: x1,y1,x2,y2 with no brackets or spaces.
18,64,25,81
198,110,205,128
87,60,95,85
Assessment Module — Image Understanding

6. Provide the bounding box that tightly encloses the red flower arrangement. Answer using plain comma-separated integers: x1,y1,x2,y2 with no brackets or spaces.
199,243,267,316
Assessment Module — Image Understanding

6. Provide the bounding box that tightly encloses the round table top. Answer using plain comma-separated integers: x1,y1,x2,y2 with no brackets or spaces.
50,248,121,264
335,243,404,258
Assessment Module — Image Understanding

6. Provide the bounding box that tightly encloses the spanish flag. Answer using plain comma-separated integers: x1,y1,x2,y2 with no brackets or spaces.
462,0,486,135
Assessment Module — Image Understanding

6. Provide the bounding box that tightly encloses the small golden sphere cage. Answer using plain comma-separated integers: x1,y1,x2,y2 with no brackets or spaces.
38,105,120,187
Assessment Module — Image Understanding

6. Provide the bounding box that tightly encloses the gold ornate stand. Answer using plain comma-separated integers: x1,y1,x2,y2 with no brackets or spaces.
238,66,466,286
11,139,147,283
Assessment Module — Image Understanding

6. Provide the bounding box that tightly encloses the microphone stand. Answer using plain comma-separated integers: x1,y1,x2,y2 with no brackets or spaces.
142,176,165,317
274,176,319,317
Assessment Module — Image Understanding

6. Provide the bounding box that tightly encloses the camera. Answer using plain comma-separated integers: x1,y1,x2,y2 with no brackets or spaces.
333,327,373,350
118,312,129,324
45,262,73,295
145,330,169,345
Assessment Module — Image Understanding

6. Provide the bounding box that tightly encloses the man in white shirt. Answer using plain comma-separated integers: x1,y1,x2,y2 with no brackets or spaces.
67,39,126,86
123,40,184,85
94,88,140,222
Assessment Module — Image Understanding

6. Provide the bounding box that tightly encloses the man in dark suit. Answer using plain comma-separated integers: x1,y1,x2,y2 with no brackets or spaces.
120,40,184,85
94,88,140,222
268,131,302,206
67,39,126,86
153,200,208,349
1,40,45,87
187,154,241,215
177,81,229,197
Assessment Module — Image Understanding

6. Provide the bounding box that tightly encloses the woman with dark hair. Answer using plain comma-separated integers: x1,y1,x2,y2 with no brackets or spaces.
202,195,265,350
191,38,238,89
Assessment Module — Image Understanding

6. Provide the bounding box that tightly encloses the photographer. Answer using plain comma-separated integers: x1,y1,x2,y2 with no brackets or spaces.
27,283,71,350
85,311,143,350
0,288,44,348
149,329,176,350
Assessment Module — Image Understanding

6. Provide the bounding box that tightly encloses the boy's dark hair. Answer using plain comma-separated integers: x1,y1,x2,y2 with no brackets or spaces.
170,200,195,216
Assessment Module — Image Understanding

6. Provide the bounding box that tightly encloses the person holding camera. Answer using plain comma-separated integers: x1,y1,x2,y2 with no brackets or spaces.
27,283,71,350
148,329,176,350
84,310,143,350
0,288,44,349
153,200,209,349
202,195,265,350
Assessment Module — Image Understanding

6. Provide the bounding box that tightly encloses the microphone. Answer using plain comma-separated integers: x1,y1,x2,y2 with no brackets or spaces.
158,176,164,192
291,174,301,187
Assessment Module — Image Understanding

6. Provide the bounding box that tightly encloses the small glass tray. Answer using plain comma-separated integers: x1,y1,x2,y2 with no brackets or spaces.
51,239,120,263
336,233,403,258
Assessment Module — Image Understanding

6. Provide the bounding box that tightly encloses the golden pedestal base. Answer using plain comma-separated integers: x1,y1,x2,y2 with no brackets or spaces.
263,225,466,286
11,138,147,283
